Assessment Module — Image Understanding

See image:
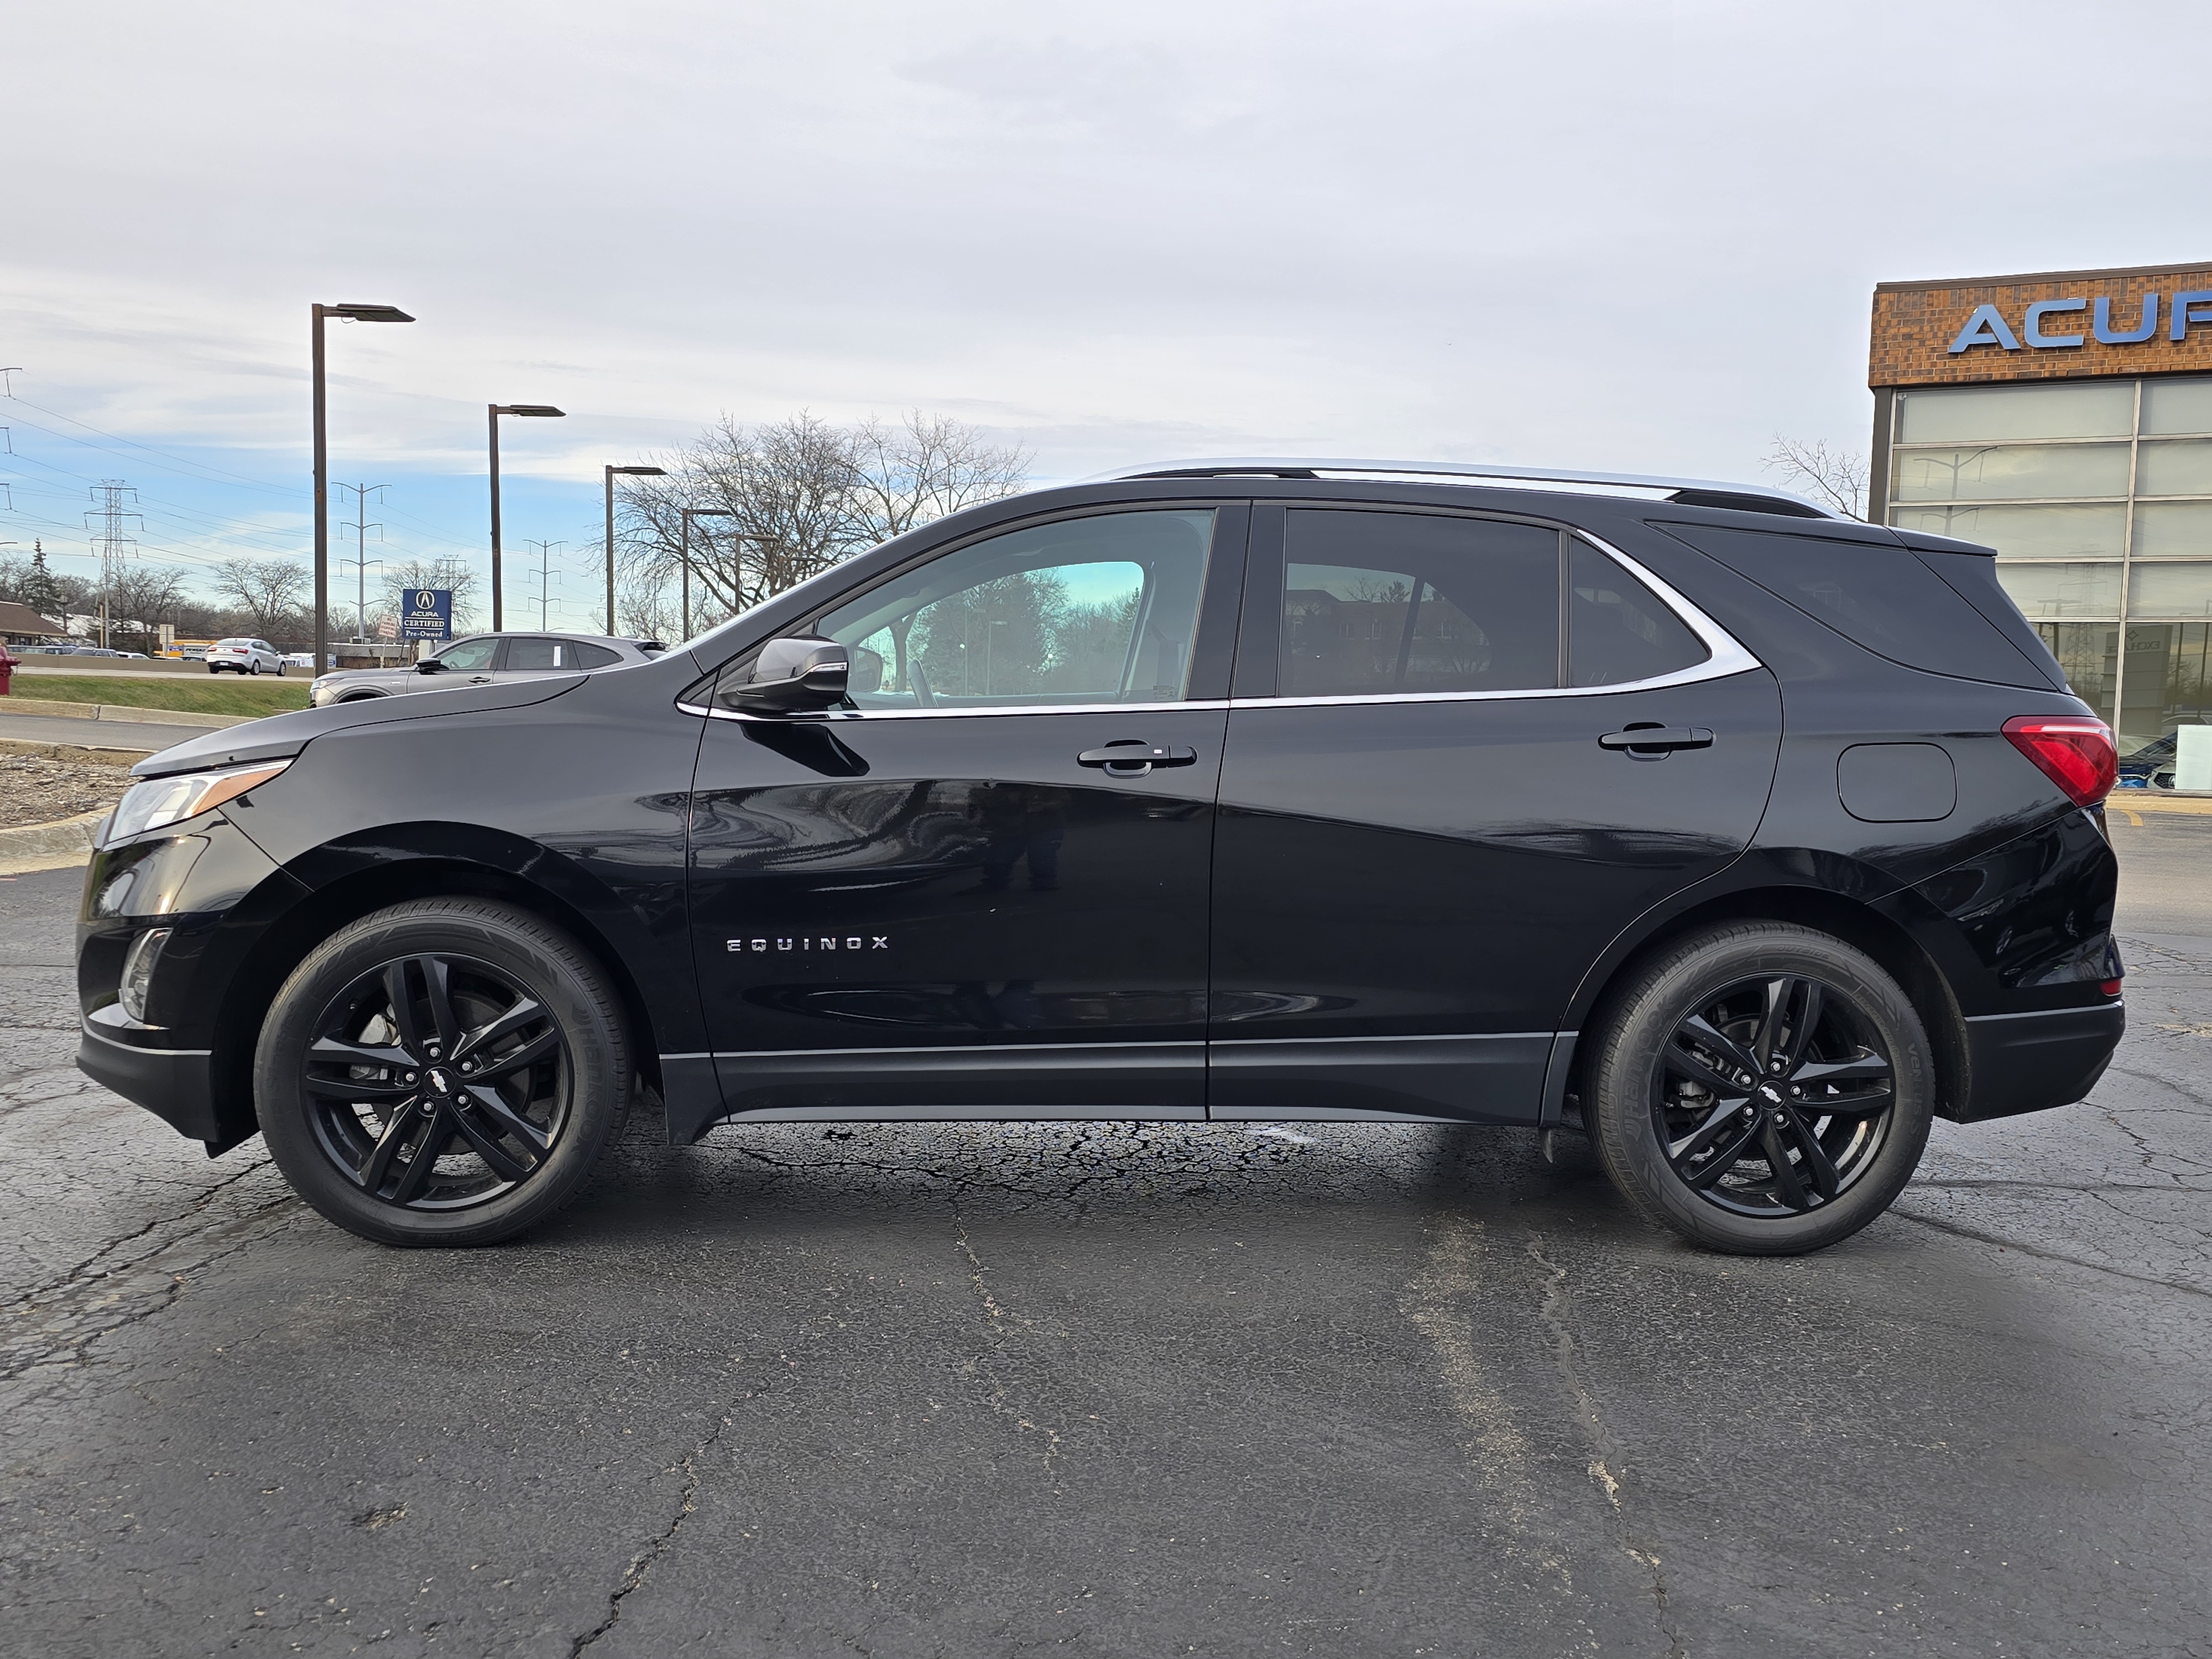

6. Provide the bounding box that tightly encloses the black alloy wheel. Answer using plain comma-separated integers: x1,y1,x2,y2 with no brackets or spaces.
1653,974,1895,1217
258,899,630,1246
1585,922,1933,1255
302,953,568,1209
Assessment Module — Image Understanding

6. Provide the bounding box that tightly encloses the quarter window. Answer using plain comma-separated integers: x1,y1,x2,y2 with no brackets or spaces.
571,642,622,668
817,510,1215,711
1567,539,1709,686
1277,510,1559,697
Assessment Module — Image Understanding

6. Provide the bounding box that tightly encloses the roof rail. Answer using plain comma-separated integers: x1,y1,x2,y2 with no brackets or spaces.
1076,457,1838,519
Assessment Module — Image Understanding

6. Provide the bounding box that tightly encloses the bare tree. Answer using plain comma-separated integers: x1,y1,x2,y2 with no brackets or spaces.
1762,435,1869,521
614,410,1030,633
208,557,309,637
105,562,189,651
847,411,1029,546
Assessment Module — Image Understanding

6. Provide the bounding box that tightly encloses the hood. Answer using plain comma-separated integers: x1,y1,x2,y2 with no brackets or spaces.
131,673,586,778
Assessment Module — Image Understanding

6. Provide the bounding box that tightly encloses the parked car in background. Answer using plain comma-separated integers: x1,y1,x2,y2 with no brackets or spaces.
205,638,287,676
283,652,319,670
2117,733,2177,789
79,460,2122,1258
307,632,664,706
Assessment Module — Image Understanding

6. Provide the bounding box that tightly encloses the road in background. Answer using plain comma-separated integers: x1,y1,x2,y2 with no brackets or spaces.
1,811,2205,1657
0,711,207,754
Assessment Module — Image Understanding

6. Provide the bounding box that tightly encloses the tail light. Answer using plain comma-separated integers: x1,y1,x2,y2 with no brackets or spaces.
2002,715,2117,808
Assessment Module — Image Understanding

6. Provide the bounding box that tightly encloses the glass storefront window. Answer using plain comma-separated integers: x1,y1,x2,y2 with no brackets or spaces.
2034,622,2118,728
2142,377,2212,437
1997,562,2124,618
2125,562,2212,618
2136,439,2212,497
1891,442,2130,502
1897,382,2136,443
1893,503,2125,557
2119,623,2212,752
2133,501,2212,557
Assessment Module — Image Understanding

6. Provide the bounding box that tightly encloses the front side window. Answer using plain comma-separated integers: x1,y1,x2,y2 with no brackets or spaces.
817,510,1214,711
432,638,499,673
1278,510,1559,698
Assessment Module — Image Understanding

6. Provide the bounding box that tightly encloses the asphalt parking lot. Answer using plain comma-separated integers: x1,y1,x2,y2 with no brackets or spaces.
4,809,2208,1658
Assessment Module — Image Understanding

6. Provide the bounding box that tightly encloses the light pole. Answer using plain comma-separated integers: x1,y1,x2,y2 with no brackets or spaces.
603,465,667,635
679,507,737,641
488,404,565,631
311,304,413,675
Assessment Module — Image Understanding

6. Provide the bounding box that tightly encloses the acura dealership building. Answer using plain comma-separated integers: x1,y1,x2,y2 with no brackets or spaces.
1870,262,2212,758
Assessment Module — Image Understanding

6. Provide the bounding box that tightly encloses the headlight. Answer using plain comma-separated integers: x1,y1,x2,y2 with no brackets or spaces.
106,760,291,843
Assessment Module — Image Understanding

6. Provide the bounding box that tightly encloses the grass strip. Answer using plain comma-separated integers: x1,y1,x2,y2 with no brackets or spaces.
6,674,311,716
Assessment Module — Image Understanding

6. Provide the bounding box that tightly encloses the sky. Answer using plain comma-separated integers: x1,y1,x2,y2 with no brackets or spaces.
6,0,2208,635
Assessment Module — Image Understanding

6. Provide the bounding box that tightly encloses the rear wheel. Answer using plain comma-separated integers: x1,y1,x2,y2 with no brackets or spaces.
256,899,630,1246
249,660,262,675
1585,922,1933,1255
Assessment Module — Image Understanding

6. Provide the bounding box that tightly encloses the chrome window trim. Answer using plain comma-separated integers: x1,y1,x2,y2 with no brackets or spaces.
677,525,1765,723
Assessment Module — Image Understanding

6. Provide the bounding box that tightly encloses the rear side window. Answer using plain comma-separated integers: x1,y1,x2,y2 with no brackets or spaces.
1280,510,1559,697
1656,523,2052,687
505,638,564,670
572,642,622,668
1568,539,1709,686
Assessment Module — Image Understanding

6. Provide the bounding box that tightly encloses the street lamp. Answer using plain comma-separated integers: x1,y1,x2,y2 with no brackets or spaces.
488,404,566,630
604,465,667,635
679,507,736,641
312,303,413,674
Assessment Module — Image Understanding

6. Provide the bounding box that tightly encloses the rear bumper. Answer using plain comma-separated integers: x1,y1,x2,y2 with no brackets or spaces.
1954,1001,2124,1123
76,1019,223,1145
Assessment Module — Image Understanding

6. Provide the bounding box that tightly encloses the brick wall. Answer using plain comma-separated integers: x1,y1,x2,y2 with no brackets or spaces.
1870,263,2212,388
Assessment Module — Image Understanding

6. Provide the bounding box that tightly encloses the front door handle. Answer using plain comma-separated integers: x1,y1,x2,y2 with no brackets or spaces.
1599,725,1713,758
1078,743,1198,776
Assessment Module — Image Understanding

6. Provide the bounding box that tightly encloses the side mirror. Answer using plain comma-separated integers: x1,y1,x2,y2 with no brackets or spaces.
723,638,850,714
415,658,444,674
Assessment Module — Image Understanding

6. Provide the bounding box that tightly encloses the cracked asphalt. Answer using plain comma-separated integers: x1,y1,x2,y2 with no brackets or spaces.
3,812,2209,1658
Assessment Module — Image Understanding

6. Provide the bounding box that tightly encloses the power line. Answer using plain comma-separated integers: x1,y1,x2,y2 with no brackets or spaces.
84,479,143,649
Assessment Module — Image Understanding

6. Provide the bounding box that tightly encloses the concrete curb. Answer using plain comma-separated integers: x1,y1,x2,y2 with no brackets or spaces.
0,737,150,764
0,697,253,730
0,808,109,875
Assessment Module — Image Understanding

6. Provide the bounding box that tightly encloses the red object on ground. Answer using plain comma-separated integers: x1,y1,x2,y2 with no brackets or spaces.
2003,714,2119,808
0,643,17,696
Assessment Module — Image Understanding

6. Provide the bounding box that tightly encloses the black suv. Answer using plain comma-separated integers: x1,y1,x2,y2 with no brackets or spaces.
75,463,2124,1254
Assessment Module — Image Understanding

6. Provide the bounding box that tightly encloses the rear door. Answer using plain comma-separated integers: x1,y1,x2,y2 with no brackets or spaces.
1208,504,1782,1123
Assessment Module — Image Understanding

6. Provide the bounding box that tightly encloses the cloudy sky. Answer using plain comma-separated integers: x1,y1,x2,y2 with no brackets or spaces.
5,0,2206,631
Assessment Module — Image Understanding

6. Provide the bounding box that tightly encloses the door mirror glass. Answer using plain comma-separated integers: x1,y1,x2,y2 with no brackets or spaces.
814,509,1214,711
722,638,851,713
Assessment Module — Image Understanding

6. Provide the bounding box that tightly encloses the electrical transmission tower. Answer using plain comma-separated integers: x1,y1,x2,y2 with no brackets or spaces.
336,482,388,640
84,480,143,649
524,540,564,629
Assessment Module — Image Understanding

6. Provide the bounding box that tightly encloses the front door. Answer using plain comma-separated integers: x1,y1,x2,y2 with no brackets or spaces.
687,504,1246,1121
1209,504,1783,1122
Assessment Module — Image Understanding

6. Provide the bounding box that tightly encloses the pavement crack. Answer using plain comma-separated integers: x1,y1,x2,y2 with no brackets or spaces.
1889,1207,2212,1301
951,1201,1061,1465
1526,1236,1686,1659
568,1411,732,1656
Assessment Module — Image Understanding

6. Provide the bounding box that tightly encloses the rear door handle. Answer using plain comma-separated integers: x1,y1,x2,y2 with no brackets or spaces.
1599,726,1713,756
1078,743,1198,775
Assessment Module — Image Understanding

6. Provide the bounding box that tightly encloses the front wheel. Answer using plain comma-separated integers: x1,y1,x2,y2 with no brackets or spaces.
1584,922,1933,1255
256,899,631,1246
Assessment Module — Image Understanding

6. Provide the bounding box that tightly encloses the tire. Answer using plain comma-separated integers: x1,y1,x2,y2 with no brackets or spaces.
1584,922,1933,1255
276,664,286,676
255,898,631,1246
249,660,262,675
207,664,219,674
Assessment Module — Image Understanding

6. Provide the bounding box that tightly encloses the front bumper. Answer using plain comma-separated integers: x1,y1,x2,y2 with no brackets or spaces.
76,1014,223,1145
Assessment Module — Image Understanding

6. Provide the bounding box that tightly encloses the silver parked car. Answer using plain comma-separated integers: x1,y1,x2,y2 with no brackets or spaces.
206,637,288,675
307,632,665,707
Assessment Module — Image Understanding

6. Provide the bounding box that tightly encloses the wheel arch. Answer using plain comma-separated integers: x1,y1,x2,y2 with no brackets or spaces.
208,846,669,1150
1558,878,1969,1126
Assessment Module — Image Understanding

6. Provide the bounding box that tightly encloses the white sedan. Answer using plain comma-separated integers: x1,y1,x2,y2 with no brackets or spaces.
205,638,288,675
